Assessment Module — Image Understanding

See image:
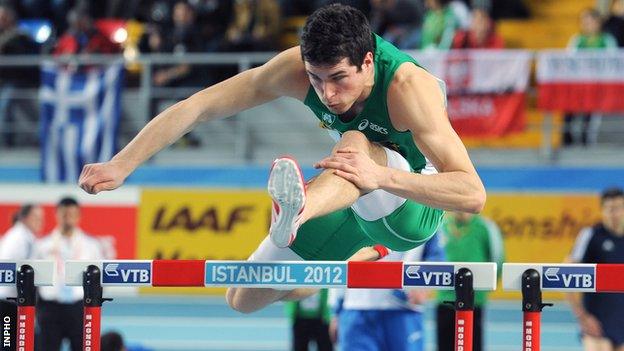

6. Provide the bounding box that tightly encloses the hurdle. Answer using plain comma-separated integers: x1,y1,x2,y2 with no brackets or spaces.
503,263,624,351
0,260,55,351
66,260,497,351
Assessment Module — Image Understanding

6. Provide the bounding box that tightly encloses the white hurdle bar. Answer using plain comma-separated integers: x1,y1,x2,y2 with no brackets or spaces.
0,260,55,286
503,263,624,351
65,260,498,289
503,263,624,292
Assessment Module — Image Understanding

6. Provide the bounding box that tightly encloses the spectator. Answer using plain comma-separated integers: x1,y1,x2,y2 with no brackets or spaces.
452,8,504,49
567,187,624,351
369,0,424,49
330,236,446,351
191,0,233,51
0,204,44,350
101,330,153,351
33,197,105,351
139,1,204,147
0,3,40,148
151,1,204,88
436,211,505,351
420,0,459,50
563,8,617,147
285,289,334,351
53,4,120,55
604,0,624,47
221,0,281,52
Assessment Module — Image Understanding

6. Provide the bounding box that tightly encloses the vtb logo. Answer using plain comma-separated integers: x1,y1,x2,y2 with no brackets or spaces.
542,266,594,289
404,264,454,287
103,262,151,284
0,263,15,284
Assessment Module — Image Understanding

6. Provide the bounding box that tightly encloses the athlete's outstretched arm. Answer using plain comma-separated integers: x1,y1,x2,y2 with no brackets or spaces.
79,47,308,194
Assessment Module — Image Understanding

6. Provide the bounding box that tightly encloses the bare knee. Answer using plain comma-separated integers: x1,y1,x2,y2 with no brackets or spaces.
340,130,369,147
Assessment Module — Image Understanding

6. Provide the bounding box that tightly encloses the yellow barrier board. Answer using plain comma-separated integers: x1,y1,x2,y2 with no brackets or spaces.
138,188,272,294
484,193,601,299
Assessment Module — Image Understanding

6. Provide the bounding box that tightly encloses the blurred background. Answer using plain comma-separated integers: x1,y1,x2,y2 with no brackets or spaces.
0,0,623,350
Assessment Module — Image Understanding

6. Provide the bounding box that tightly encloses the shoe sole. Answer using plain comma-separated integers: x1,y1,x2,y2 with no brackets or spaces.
268,158,305,248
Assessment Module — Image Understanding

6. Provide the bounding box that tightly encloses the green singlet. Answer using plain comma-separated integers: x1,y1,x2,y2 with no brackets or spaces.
290,34,445,260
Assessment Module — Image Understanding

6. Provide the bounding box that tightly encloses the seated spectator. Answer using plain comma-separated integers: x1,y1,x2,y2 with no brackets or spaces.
0,3,40,148
221,0,281,52
370,0,424,49
603,0,624,47
53,5,120,55
563,8,617,147
420,0,459,50
452,8,504,49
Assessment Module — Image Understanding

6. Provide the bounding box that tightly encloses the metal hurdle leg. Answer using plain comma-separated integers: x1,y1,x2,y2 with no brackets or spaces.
451,268,474,351
10,265,36,351
82,265,112,351
521,269,552,351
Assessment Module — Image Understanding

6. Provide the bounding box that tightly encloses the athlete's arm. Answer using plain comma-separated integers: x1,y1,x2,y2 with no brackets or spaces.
381,64,486,213
79,47,309,194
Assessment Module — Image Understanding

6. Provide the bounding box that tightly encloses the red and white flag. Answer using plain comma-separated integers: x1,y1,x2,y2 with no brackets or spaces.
537,50,624,113
413,50,532,137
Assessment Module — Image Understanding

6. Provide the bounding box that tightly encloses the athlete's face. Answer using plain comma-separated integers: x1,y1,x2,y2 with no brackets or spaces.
602,196,624,234
305,53,374,114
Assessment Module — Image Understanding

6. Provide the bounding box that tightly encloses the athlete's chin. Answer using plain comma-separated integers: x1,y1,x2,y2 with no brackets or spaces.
327,104,348,114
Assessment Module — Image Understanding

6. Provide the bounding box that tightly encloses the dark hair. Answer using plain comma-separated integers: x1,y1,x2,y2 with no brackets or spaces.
12,204,35,225
57,196,79,208
601,187,624,204
300,4,374,69
101,331,124,351
582,8,602,21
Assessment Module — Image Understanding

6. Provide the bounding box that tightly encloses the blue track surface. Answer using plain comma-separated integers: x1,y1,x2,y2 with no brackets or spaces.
91,296,583,351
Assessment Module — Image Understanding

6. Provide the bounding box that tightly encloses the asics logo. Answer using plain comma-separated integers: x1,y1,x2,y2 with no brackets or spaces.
357,119,388,135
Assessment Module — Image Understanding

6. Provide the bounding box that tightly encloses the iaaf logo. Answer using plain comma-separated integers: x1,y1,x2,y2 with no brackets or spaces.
542,266,594,289
404,264,454,287
103,262,151,284
357,119,388,135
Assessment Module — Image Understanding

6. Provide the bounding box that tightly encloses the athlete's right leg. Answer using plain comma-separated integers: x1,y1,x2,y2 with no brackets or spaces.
269,130,387,247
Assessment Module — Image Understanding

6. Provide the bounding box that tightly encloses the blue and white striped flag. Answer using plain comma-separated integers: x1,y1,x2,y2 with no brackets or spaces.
39,63,124,182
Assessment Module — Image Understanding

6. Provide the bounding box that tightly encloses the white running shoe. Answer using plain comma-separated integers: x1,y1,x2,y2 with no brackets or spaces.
268,157,306,248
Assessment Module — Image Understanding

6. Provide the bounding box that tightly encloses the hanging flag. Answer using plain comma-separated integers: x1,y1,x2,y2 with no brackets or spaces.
413,50,532,137
537,50,624,113
39,63,124,183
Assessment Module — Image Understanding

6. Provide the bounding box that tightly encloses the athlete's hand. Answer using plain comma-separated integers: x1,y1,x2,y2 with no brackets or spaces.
578,314,604,337
78,160,131,194
314,147,387,193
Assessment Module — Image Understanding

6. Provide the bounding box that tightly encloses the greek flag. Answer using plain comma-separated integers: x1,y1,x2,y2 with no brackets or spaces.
39,63,124,182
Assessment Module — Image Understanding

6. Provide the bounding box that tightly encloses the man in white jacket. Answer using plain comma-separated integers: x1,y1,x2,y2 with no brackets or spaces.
32,197,104,351
0,204,44,351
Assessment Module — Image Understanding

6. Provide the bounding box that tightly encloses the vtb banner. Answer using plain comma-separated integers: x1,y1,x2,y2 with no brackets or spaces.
537,50,624,113
413,50,532,137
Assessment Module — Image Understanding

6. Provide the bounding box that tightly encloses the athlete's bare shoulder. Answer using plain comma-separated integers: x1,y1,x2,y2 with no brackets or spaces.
387,62,444,131
259,46,310,101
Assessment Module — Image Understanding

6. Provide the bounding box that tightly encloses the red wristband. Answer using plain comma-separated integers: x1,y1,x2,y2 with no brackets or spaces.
373,245,389,258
